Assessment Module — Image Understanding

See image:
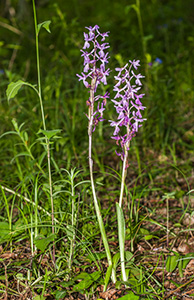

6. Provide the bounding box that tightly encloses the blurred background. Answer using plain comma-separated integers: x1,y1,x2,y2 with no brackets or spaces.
0,0,194,178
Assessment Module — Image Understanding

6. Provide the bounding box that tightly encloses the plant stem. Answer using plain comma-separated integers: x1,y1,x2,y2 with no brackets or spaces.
135,0,149,80
166,197,169,248
118,147,128,282
68,170,77,274
32,0,55,264
136,0,146,58
88,78,116,284
119,149,128,208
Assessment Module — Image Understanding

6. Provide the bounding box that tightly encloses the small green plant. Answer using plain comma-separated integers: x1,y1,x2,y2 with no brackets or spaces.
5,0,60,264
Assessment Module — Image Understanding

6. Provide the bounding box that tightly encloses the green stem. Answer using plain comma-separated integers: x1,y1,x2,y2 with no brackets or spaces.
166,197,169,248
135,0,149,82
32,0,45,130
68,172,76,273
88,78,116,284
136,0,146,58
119,149,128,208
32,0,55,263
118,147,128,282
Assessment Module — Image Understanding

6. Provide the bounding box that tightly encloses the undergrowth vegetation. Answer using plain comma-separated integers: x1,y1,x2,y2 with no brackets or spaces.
0,0,194,299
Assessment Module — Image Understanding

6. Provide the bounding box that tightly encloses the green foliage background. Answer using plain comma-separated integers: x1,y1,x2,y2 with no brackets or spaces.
0,0,194,195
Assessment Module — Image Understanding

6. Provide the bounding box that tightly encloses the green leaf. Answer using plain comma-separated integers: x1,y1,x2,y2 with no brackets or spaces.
37,20,51,34
117,291,139,299
113,252,120,269
116,203,125,244
73,271,101,291
182,253,194,269
116,203,126,265
125,251,134,263
65,225,74,239
55,291,67,300
178,259,183,278
104,265,112,291
125,4,138,14
166,255,179,272
11,152,32,163
37,129,62,140
6,80,36,101
143,35,153,43
0,222,11,242
34,234,55,252
34,296,46,300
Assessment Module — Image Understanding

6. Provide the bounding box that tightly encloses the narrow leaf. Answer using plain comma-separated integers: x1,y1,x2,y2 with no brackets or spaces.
182,253,194,269
116,203,125,242
104,265,112,291
178,259,183,278
37,20,51,34
113,252,120,269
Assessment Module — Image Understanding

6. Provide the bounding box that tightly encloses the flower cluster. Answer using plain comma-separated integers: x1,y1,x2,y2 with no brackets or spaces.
109,60,146,159
76,25,110,131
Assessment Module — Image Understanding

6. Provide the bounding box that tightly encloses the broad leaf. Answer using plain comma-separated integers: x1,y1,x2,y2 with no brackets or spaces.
6,80,37,101
37,129,62,140
34,234,55,252
73,271,101,291
0,222,11,243
166,255,179,272
55,291,67,300
117,291,139,300
37,20,51,34
125,251,134,263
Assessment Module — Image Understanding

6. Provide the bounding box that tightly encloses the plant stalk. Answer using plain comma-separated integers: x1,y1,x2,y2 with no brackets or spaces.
118,146,128,282
32,0,55,263
88,78,116,284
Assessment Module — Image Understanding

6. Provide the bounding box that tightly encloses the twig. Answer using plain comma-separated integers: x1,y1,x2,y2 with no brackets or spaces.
0,21,23,35
164,278,194,299
0,185,60,224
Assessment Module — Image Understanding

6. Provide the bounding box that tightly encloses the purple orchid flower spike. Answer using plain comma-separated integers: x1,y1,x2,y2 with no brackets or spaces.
77,25,110,132
110,60,146,162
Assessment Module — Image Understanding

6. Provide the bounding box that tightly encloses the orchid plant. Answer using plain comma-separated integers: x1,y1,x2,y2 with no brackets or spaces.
77,25,146,285
110,60,146,281
77,25,117,284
